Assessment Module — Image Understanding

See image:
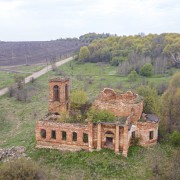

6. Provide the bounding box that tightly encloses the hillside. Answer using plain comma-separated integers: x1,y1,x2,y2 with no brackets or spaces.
0,39,84,66
0,61,180,179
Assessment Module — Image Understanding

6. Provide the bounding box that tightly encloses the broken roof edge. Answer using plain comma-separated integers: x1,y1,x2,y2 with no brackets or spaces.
49,77,70,82
140,113,160,123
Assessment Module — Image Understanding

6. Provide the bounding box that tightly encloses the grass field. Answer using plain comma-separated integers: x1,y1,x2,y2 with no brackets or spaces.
0,64,45,89
0,61,180,179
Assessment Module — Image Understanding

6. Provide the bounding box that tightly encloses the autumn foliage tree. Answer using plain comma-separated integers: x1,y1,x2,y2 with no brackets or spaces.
78,33,180,74
78,46,90,62
161,73,180,132
137,86,159,114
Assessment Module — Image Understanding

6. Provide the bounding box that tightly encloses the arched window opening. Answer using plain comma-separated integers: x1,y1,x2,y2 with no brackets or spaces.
83,133,88,143
40,129,46,139
105,131,114,135
65,84,68,101
72,132,77,141
51,130,56,139
62,131,66,140
53,85,60,101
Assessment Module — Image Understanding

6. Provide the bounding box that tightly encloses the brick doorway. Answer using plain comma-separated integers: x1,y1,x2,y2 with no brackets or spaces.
106,137,113,148
104,131,114,149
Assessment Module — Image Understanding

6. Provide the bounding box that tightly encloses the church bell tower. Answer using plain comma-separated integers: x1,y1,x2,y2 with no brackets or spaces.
48,78,70,114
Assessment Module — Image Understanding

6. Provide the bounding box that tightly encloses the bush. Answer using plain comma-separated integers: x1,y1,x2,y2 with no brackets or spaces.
78,46,90,61
157,82,168,95
87,107,115,123
140,63,153,76
169,131,180,147
131,137,141,146
13,74,25,89
71,90,88,109
137,85,159,114
110,56,127,66
8,86,15,97
0,158,46,180
128,70,138,82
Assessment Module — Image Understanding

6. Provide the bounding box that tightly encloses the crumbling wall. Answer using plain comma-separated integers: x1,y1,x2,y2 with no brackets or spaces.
137,122,159,146
93,88,143,122
36,121,89,151
90,123,125,153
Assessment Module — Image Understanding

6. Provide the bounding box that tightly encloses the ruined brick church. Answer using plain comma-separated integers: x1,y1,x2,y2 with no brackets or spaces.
36,78,159,157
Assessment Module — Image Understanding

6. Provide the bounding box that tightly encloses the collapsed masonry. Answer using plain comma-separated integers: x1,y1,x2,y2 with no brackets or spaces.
35,78,159,157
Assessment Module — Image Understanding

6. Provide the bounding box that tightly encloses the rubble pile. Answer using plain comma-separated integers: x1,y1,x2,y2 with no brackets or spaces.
0,146,26,162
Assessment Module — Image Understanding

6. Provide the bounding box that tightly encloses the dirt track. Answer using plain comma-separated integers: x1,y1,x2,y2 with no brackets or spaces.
0,57,73,96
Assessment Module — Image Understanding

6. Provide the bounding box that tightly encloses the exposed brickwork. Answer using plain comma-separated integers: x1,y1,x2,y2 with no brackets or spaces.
35,78,159,157
36,121,89,151
93,88,143,123
48,78,70,114
137,122,159,146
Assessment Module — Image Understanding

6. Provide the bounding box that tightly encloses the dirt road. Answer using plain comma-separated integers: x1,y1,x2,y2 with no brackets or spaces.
0,57,73,96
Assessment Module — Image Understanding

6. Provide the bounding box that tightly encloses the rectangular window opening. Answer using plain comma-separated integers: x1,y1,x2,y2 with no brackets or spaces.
132,131,135,139
62,131,66,140
83,133,88,143
51,130,56,139
149,131,154,140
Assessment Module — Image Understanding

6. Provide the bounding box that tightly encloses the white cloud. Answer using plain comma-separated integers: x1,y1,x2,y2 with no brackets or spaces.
0,0,179,41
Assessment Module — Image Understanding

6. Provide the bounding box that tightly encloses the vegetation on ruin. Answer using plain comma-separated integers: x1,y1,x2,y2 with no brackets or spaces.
87,107,115,123
0,59,180,179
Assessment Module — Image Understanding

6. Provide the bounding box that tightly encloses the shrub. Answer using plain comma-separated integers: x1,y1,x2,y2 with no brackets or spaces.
169,131,180,147
128,70,138,82
71,90,88,109
0,158,46,180
157,82,168,95
30,77,35,83
13,74,25,89
137,85,159,114
8,86,15,97
78,46,90,61
87,107,115,123
140,63,153,76
131,137,141,146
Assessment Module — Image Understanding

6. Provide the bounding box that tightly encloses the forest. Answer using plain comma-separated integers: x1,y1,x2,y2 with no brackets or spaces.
77,33,180,140
78,33,180,75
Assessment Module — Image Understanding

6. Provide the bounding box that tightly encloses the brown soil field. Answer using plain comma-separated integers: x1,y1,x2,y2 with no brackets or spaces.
0,39,85,66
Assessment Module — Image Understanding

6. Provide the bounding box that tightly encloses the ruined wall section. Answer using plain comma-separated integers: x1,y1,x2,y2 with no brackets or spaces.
137,122,159,146
90,123,125,154
36,121,89,151
93,88,143,123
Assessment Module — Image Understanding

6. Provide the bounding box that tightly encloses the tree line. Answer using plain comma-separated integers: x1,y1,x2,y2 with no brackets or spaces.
78,33,180,75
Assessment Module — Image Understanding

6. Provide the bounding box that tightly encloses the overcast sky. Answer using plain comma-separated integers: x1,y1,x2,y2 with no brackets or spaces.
0,0,180,41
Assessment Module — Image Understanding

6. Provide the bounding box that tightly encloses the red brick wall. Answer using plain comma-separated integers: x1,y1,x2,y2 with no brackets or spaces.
91,124,124,150
137,122,159,146
36,121,89,149
93,89,143,122
48,79,70,114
